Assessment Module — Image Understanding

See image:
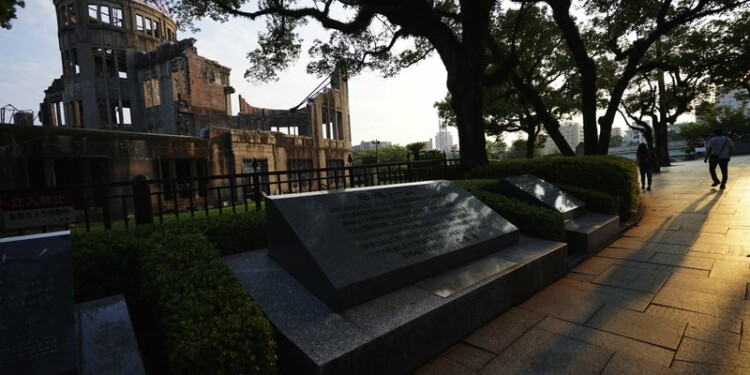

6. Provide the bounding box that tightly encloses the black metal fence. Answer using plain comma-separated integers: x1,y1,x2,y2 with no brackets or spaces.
1,159,461,234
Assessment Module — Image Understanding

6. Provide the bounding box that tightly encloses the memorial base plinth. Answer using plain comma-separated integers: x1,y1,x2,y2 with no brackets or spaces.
565,212,620,264
225,236,567,375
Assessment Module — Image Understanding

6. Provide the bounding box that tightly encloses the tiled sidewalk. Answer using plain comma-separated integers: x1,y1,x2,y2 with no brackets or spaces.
417,155,750,374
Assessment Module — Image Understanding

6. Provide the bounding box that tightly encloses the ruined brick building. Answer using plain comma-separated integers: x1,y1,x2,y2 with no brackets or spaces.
1,0,352,191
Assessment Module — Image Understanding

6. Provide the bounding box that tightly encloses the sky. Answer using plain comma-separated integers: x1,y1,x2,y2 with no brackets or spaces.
0,0,455,147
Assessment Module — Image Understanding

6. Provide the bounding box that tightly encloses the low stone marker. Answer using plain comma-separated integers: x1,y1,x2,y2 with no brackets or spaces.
498,175,619,261
266,180,519,311
0,231,77,375
77,294,146,375
498,175,586,221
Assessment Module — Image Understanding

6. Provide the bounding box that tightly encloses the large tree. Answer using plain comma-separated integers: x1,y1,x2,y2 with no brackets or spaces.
617,26,713,168
0,0,24,29
700,11,750,99
436,5,577,158
526,0,750,155
158,0,521,171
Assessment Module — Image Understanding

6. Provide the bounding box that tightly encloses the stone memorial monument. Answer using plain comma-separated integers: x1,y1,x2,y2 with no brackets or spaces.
266,180,519,311
498,174,586,221
226,180,569,374
498,175,620,260
0,231,77,375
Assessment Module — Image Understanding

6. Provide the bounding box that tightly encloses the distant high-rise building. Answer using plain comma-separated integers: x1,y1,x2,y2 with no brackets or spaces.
542,122,583,154
352,140,392,151
435,122,454,153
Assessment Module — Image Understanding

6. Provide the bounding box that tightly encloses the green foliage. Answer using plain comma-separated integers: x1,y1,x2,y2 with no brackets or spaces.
0,0,24,29
352,145,407,165
678,121,714,152
141,229,276,375
156,211,268,255
455,180,566,241
556,184,619,215
466,156,639,219
72,230,151,304
405,142,427,160
71,210,276,374
681,103,750,152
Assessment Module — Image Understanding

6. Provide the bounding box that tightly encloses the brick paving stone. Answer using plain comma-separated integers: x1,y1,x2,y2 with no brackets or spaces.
609,237,689,255
600,352,673,375
517,288,603,325
585,305,686,349
709,260,750,282
694,233,748,247
623,222,667,238
593,263,671,294
664,213,711,231
674,337,750,368
653,286,750,321
644,229,701,246
463,307,545,354
543,277,654,312
479,327,613,375
698,224,731,235
570,256,617,277
414,356,477,375
693,244,750,257
442,343,495,372
670,360,747,375
669,267,711,279
684,324,742,348
596,247,655,262
645,304,742,334
664,271,747,300
536,317,675,366
649,253,715,270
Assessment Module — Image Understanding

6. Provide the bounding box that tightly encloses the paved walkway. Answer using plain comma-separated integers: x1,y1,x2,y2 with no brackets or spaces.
417,155,750,374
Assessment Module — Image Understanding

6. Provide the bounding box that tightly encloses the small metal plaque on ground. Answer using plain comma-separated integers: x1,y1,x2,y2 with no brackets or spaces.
0,231,77,375
266,180,519,311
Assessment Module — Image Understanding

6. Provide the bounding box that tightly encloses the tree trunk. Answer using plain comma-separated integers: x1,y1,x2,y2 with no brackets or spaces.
509,73,574,156
546,0,599,155
440,0,493,172
449,78,488,170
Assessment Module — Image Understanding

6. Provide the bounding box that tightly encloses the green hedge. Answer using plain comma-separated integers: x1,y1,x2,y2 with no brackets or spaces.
142,229,276,375
72,210,276,375
456,180,566,241
147,210,267,256
556,184,619,215
466,156,639,219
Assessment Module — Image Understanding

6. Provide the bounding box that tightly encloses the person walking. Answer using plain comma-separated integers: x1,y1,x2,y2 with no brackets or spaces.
704,128,733,190
636,143,656,191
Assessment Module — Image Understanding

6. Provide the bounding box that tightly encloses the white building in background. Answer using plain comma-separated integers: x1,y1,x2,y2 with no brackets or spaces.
612,127,623,138
352,140,393,151
623,127,646,146
542,122,583,154
434,123,455,153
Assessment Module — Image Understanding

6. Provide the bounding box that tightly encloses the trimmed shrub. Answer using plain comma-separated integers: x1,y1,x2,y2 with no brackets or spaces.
466,156,639,219
556,184,619,215
456,179,566,241
72,212,277,375
141,228,277,375
72,230,150,304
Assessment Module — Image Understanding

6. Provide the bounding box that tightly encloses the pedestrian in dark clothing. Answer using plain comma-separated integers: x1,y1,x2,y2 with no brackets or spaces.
704,128,733,190
636,143,656,191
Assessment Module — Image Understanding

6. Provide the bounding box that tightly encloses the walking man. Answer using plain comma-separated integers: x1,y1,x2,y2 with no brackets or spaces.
704,128,733,190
